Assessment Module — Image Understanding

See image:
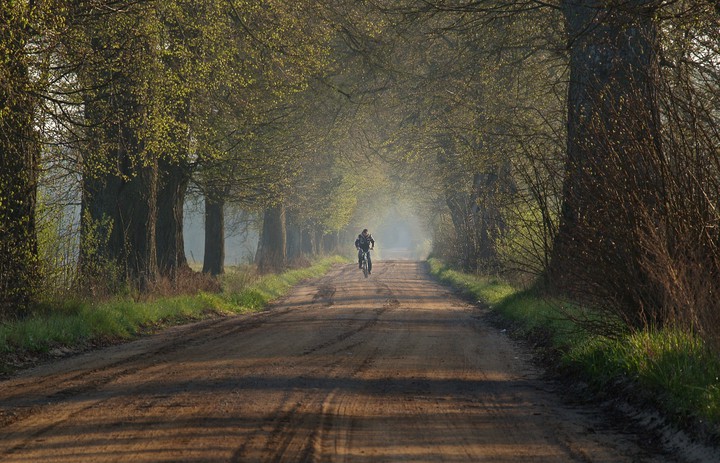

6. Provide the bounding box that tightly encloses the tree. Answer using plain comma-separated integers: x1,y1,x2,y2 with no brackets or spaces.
156,158,191,277
549,0,664,323
202,188,226,275
191,0,337,274
0,1,60,316
255,204,287,273
78,0,161,290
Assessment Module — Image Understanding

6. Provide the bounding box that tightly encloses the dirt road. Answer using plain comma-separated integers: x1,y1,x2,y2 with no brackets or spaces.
0,261,711,462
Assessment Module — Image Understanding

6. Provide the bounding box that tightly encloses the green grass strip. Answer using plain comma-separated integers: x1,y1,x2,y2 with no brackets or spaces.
0,256,347,362
427,257,720,433
427,258,577,345
567,330,720,424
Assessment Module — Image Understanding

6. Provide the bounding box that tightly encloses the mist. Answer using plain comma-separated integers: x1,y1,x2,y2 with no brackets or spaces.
183,201,259,268
358,201,432,261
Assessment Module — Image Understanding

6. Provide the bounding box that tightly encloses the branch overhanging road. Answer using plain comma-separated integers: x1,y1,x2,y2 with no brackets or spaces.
0,261,711,462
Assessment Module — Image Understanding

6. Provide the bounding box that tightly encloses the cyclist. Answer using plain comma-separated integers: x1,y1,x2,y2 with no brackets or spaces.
355,229,375,274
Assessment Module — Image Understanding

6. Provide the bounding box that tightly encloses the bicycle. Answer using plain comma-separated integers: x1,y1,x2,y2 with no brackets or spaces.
359,249,371,278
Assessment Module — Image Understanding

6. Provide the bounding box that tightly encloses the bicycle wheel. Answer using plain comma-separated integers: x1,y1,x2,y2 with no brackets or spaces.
362,257,368,278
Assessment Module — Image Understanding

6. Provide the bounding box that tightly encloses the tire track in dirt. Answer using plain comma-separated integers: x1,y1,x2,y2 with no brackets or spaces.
0,267,352,458
0,265,350,418
0,308,301,457
231,267,400,462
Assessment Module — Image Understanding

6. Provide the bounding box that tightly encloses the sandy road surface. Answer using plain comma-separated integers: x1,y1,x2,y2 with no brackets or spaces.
0,261,707,462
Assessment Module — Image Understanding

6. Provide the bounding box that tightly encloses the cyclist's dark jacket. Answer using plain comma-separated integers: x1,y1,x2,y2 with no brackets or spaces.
355,234,375,252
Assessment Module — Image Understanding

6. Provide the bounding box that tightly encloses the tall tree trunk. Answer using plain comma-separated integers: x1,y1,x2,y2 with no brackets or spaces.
256,204,287,273
436,135,479,270
473,160,515,273
285,212,303,263
552,0,663,320
473,171,500,271
124,159,159,289
313,227,324,256
81,157,159,290
202,194,225,275
301,228,315,256
79,28,159,291
0,16,39,316
80,84,158,290
157,159,191,278
322,232,339,254
445,188,477,270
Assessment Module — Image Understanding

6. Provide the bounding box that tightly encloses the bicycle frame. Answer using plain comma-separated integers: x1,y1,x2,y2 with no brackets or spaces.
359,249,371,278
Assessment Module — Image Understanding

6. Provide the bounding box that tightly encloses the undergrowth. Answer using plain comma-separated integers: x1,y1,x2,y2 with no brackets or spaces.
0,256,346,370
427,257,720,438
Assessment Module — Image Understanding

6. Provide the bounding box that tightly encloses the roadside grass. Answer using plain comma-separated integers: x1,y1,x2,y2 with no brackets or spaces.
427,257,720,437
0,256,347,370
568,330,720,427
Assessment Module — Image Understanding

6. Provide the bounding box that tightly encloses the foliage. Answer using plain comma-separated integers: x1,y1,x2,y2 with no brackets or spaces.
35,192,79,300
76,211,124,297
358,4,565,274
495,200,558,278
0,0,56,316
191,0,338,207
